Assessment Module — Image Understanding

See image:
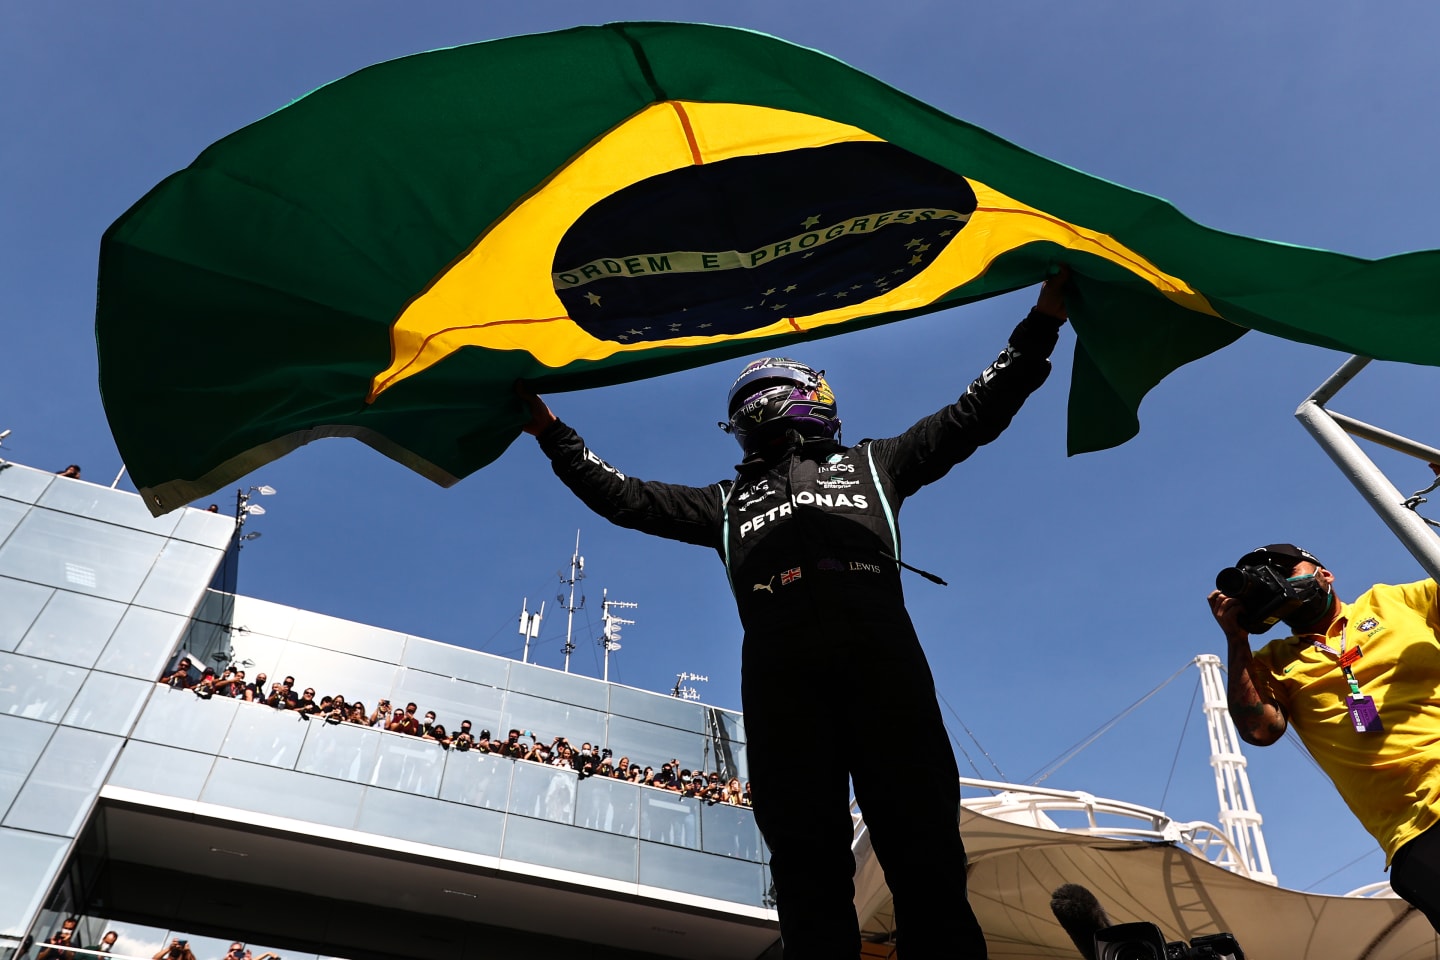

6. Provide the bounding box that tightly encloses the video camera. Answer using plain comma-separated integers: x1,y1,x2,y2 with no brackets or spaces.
1213,563,1306,634
1094,922,1244,960
1051,883,1245,960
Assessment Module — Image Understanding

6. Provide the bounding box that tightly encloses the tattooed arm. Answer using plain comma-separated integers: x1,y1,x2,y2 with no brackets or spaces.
1209,589,1288,746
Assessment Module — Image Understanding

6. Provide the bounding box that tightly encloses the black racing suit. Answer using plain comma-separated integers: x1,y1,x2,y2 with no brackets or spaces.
537,309,1061,959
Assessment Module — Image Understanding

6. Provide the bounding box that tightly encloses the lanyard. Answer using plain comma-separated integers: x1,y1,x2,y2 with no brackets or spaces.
1309,618,1363,697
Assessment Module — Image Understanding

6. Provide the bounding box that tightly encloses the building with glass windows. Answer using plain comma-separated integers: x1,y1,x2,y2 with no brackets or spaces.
0,461,778,960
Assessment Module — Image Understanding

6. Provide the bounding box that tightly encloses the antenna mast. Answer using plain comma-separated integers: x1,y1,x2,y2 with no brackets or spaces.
1195,653,1276,884
600,589,637,683
559,530,585,672
518,598,544,664
673,672,708,700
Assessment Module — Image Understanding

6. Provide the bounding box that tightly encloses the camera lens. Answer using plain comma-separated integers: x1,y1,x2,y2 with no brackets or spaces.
1215,566,1249,597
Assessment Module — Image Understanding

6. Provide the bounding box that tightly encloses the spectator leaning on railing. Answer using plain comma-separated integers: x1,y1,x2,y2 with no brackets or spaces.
34,927,76,960
157,658,194,689
156,661,754,802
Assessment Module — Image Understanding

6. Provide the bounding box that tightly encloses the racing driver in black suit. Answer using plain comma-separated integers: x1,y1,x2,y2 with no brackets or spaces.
517,271,1069,959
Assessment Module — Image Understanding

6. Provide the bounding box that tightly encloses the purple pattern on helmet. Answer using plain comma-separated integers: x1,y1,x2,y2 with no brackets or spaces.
724,357,840,452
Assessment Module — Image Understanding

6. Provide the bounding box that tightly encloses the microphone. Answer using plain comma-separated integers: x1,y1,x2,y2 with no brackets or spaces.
1050,883,1111,960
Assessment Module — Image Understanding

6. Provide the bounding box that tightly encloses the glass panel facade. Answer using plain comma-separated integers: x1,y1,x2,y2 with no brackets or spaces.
354,788,504,857
700,801,763,861
437,750,513,811
296,720,381,784
401,636,510,687
61,672,153,736
201,759,364,829
0,510,166,604
93,607,189,680
0,462,55,505
0,828,68,936
501,815,638,883
131,540,224,615
639,841,767,906
15,591,126,669
713,707,747,744
639,789,700,849
191,588,230,626
272,645,398,710
506,662,608,711
132,686,239,755
169,507,235,548
0,579,53,653
507,762,577,824
608,684,705,732
606,715,707,774
37,479,182,538
289,609,407,662
220,704,311,767
227,594,298,641
390,670,502,736
0,499,28,555
0,715,54,819
575,776,640,838
210,631,285,686
3,727,122,836
0,652,85,723
500,691,605,749
106,741,215,801
366,733,445,797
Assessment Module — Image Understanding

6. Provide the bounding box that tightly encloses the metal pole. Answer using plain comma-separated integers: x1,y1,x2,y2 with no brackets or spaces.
601,588,610,683
531,600,544,663
1301,354,1371,407
599,592,634,685
564,530,579,673
1295,356,1440,583
520,599,532,664
1324,410,1440,465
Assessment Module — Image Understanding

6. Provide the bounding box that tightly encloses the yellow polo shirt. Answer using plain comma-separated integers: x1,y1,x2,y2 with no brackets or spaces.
1253,580,1440,862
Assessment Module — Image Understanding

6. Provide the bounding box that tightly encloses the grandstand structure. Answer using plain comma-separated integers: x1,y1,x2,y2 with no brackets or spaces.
0,460,774,960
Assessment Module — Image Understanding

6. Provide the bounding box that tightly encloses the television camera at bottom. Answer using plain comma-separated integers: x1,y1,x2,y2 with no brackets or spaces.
1050,883,1245,960
1093,921,1245,960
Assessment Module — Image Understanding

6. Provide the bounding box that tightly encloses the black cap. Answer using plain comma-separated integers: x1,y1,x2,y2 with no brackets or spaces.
1237,543,1323,571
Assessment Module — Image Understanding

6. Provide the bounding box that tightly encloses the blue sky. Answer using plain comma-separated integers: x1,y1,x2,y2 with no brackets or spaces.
6,2,1440,901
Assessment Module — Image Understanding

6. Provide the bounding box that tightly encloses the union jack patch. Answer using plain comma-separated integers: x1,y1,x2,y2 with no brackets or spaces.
780,567,802,585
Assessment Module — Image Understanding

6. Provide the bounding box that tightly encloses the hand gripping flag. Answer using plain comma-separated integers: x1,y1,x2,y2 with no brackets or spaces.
97,22,1440,515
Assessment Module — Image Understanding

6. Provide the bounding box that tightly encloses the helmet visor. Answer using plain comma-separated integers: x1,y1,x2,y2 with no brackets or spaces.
727,360,819,416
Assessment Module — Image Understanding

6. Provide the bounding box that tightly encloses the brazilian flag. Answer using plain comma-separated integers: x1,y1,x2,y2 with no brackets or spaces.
98,22,1440,515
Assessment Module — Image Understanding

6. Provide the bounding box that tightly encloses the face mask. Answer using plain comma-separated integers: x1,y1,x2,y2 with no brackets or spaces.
1281,571,1334,631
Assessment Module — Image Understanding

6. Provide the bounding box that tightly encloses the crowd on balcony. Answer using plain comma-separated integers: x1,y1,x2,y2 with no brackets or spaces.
157,657,752,806
29,923,281,960
30,916,117,959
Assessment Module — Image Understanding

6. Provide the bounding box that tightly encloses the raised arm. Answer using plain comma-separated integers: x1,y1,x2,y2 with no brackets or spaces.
1208,589,1288,746
518,383,725,549
869,269,1069,495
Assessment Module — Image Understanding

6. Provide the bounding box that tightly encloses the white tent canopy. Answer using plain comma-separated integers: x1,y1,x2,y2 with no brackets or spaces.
854,800,1434,959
